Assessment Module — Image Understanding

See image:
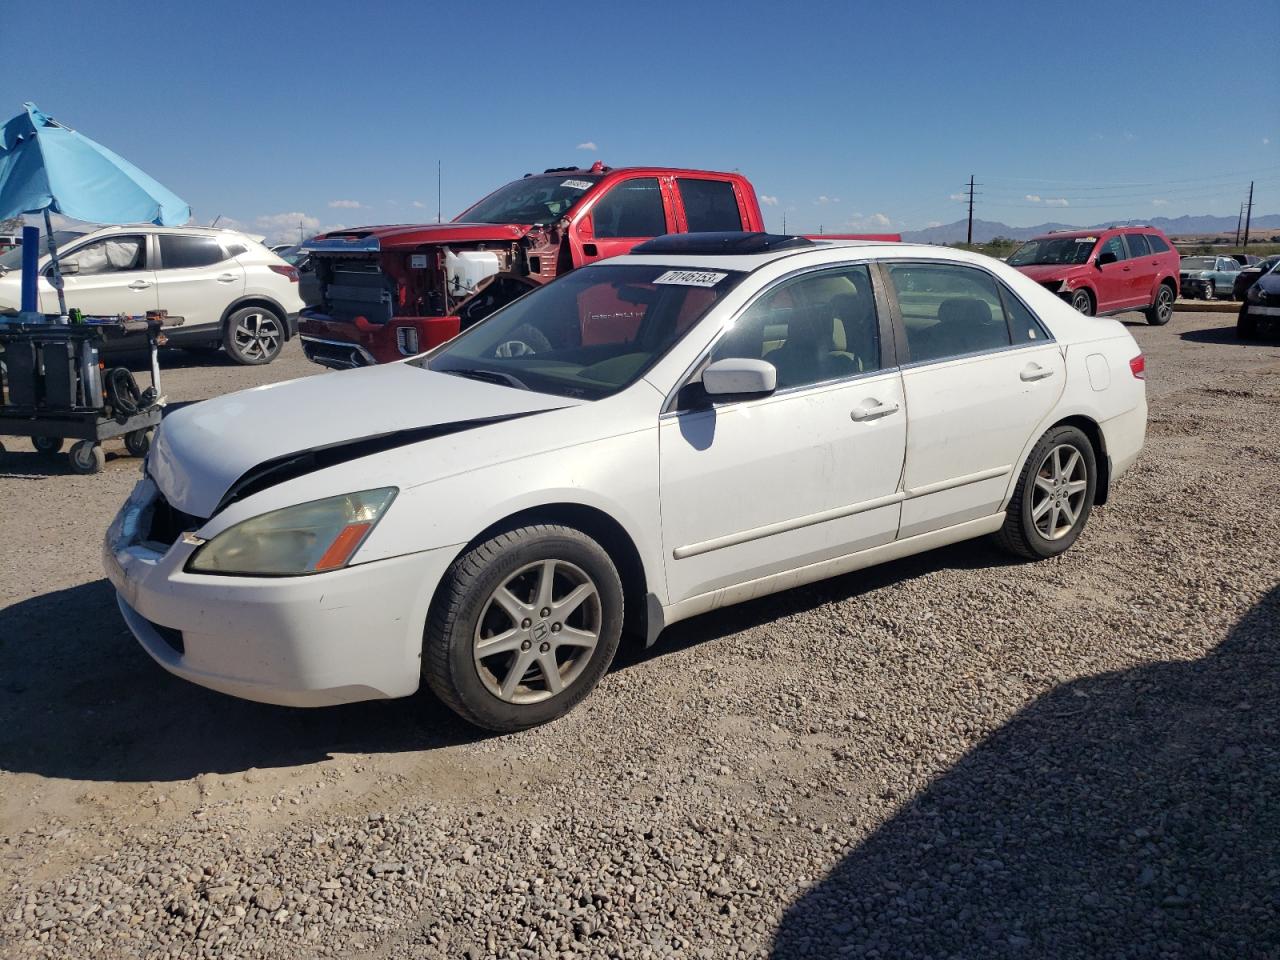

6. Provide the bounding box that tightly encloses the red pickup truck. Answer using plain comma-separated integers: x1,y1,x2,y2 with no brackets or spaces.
299,164,898,368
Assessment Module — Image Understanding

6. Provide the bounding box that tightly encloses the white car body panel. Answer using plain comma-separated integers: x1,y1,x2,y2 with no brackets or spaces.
104,241,1147,708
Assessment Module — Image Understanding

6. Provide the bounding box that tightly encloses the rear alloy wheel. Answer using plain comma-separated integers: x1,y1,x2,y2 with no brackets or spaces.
995,425,1096,560
1145,283,1174,325
225,307,284,365
1069,289,1094,315
423,524,624,732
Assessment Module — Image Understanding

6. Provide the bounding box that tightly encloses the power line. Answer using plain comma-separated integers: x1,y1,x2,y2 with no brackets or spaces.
982,165,1279,190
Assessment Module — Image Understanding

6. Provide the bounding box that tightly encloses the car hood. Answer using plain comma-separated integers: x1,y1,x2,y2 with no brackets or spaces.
149,363,581,517
307,221,532,251
1013,264,1090,282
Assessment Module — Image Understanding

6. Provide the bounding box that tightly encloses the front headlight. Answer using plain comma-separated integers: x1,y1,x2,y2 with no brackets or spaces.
188,487,398,576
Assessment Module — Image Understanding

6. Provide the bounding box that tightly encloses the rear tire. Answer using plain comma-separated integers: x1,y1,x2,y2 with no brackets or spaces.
994,425,1096,561
1069,289,1094,315
1144,283,1174,325
423,524,624,732
224,306,285,365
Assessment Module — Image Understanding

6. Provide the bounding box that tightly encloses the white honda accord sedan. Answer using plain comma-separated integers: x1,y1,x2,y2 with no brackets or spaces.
104,233,1146,731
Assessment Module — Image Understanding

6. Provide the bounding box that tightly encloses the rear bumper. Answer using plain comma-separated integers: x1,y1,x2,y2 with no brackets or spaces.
1101,398,1147,485
298,310,461,367
1242,304,1280,318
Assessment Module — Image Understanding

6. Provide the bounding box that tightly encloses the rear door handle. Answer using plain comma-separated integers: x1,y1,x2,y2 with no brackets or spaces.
850,399,900,421
127,280,152,290
1020,363,1054,382
216,273,238,283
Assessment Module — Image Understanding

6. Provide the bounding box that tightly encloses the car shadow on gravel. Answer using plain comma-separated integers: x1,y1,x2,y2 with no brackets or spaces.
1181,325,1276,346
623,537,1024,669
0,579,483,783
769,586,1279,959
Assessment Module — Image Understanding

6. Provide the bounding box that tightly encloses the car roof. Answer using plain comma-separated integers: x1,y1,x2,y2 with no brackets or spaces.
1033,225,1165,241
615,239,984,274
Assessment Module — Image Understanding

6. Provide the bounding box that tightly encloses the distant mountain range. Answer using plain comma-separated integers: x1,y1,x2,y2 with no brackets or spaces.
900,214,1280,244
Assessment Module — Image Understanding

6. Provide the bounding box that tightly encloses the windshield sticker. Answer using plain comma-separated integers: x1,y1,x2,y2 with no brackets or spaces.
1077,237,1097,244
654,270,729,287
561,179,594,190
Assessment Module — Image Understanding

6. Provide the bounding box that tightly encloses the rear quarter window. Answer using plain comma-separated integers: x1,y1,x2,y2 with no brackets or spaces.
1146,234,1171,253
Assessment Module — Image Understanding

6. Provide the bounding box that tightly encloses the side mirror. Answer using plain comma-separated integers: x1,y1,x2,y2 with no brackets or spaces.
577,215,595,241
59,261,80,275
701,357,777,398
1096,251,1117,268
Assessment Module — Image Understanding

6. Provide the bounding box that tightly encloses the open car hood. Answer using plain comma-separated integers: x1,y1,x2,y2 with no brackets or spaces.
149,363,580,517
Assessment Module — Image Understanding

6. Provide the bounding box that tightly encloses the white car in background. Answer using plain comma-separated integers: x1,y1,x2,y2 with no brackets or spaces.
104,233,1147,730
0,225,305,364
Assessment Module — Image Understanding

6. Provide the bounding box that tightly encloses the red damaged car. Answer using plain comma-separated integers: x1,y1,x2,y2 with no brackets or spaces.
299,164,898,367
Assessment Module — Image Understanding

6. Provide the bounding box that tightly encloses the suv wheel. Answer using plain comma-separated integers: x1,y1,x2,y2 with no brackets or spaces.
1069,289,1094,315
1144,283,1174,325
1202,280,1215,301
224,306,284,365
423,524,624,732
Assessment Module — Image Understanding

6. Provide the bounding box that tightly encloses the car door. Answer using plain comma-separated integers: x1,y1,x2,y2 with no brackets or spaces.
883,261,1065,539
660,264,906,604
573,176,673,266
152,233,245,331
1122,232,1155,304
1216,257,1240,295
1092,235,1132,311
38,233,158,317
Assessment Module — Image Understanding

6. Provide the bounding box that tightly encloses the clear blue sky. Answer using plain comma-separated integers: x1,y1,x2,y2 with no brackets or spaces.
10,0,1278,241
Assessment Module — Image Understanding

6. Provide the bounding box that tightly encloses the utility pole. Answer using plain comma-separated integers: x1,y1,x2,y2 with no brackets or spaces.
299,219,304,244
1235,203,1244,245
966,174,977,246
782,210,787,234
1243,181,1254,250
437,160,442,225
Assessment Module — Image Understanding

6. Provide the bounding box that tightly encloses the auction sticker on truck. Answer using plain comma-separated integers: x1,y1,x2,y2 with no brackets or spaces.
561,179,595,190
654,270,728,287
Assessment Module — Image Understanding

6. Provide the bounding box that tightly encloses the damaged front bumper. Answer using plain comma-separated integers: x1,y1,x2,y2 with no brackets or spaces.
299,310,461,368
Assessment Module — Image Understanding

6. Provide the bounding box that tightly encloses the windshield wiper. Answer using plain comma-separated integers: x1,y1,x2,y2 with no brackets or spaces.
443,367,531,391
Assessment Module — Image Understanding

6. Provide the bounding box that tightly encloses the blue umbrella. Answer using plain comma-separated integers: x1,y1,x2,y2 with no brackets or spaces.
0,102,190,314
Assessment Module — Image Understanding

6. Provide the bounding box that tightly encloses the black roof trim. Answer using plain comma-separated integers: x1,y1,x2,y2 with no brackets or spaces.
631,232,816,256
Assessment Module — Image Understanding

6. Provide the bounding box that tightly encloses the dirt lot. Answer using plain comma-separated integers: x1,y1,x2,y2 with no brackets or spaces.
1,312,1277,959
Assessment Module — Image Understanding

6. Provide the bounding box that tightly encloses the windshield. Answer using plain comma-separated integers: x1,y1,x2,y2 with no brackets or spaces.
1008,236,1097,266
0,231,86,272
419,263,743,400
460,175,602,225
1181,257,1216,271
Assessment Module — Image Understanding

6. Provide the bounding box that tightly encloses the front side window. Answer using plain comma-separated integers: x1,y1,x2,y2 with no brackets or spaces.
422,264,742,400
159,235,227,269
709,266,881,390
1125,233,1150,258
460,174,601,225
591,178,667,239
1099,236,1126,262
887,263,1011,364
678,178,743,232
59,236,146,276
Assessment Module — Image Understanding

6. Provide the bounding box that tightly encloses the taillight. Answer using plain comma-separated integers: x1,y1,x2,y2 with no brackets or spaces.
269,264,299,282
1129,354,1146,379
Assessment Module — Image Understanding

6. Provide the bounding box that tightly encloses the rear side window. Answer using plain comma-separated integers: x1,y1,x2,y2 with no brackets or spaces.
677,178,744,232
159,235,228,269
1125,233,1150,258
1146,234,1170,253
887,263,1012,364
591,178,667,239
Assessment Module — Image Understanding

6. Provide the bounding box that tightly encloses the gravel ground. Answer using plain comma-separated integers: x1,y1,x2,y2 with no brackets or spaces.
1,312,1277,959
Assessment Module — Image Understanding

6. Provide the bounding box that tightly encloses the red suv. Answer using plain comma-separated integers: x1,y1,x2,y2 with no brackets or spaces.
1008,227,1179,325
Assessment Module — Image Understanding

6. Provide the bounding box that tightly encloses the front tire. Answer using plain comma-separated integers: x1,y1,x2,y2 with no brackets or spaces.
994,426,1097,560
1144,283,1174,325
1202,281,1215,301
1069,289,1094,315
1238,308,1259,340
423,524,624,732
224,306,284,365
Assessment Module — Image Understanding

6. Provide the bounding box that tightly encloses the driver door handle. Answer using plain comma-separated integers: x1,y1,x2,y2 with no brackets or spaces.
1020,363,1054,382
216,273,238,282
127,280,152,290
850,399,900,421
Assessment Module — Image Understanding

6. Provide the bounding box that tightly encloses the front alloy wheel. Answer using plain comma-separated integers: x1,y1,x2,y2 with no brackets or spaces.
423,524,624,731
1070,289,1094,315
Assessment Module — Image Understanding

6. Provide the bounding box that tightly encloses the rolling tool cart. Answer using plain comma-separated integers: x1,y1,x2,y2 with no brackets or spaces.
0,312,181,474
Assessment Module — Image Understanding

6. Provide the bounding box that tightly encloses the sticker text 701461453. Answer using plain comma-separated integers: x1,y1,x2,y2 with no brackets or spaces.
653,270,728,287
